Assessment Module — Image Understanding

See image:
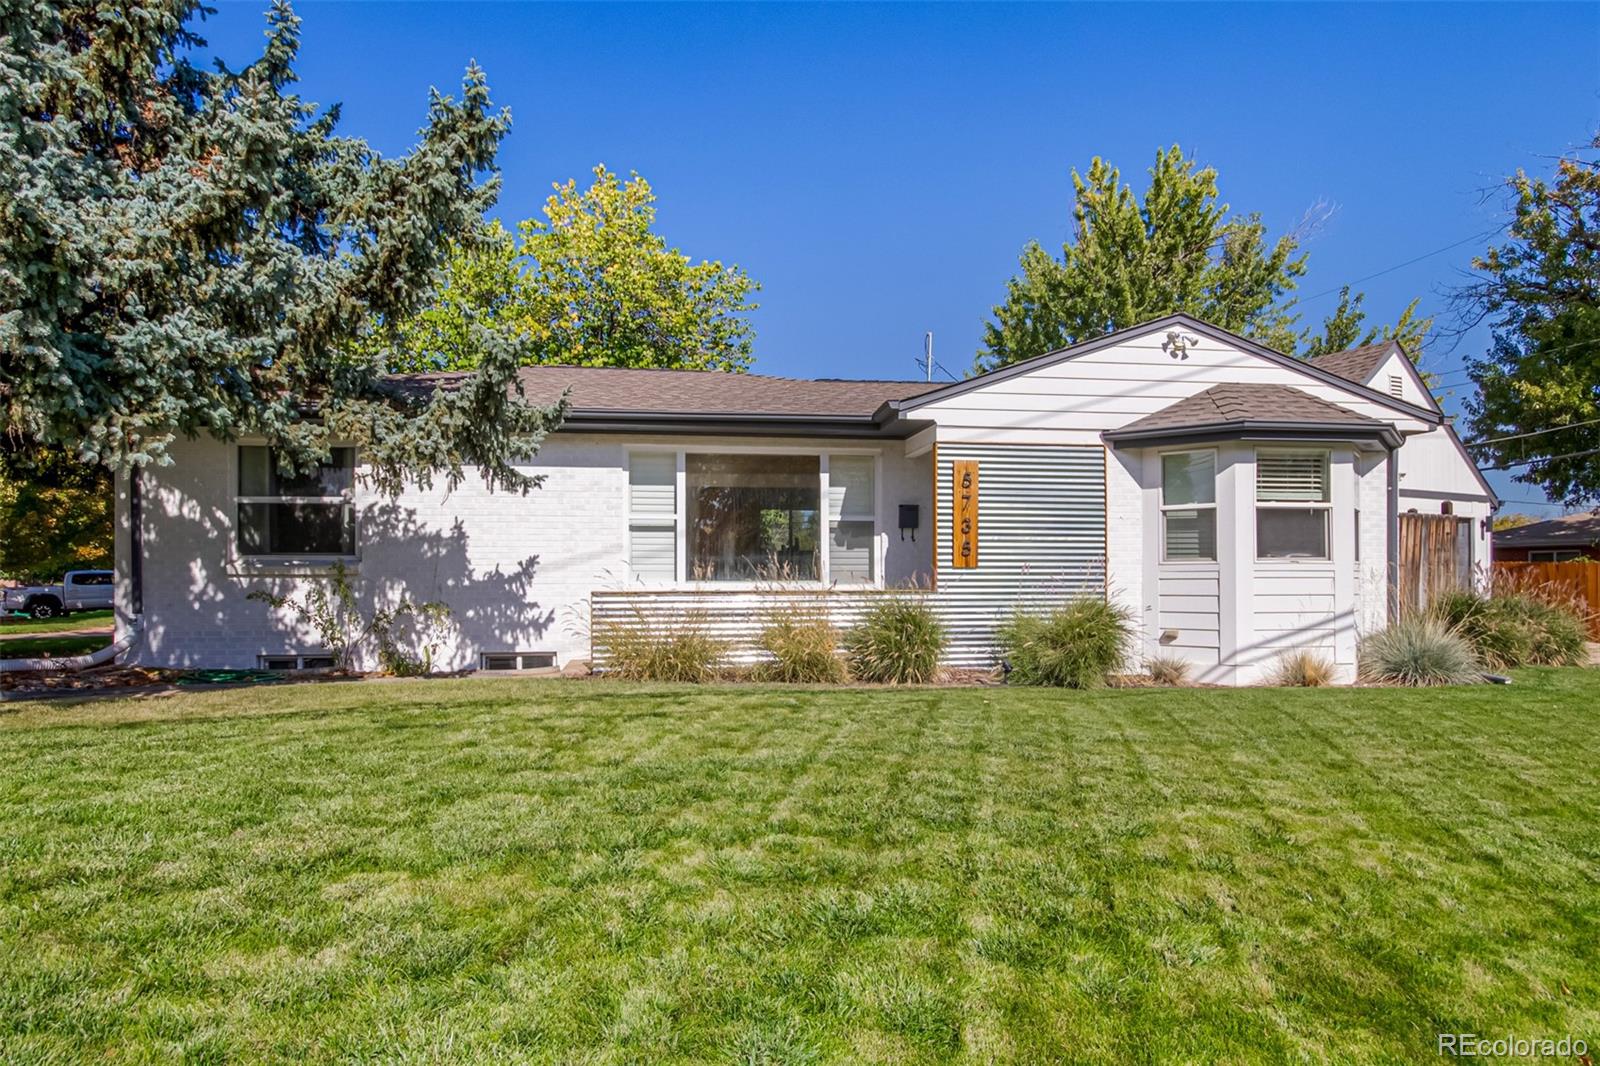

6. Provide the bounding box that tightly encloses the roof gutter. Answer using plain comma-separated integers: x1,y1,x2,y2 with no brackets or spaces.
557,409,924,439
1102,420,1404,450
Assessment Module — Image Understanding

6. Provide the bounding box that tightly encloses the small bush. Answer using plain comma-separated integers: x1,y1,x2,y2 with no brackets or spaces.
997,598,1133,688
1146,655,1192,687
845,597,945,684
1358,616,1480,686
596,613,726,683
1271,649,1336,687
755,611,847,684
1431,588,1586,669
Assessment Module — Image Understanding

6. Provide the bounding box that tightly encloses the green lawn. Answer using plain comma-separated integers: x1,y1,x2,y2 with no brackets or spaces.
0,608,113,634
1,673,1595,1064
0,633,111,658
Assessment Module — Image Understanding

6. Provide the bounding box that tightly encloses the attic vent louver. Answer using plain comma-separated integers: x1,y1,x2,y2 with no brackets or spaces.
1388,374,1403,398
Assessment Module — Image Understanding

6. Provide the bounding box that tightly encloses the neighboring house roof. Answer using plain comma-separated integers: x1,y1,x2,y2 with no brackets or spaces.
892,313,1444,425
1101,383,1402,448
1308,342,1396,385
1492,511,1600,549
395,365,938,432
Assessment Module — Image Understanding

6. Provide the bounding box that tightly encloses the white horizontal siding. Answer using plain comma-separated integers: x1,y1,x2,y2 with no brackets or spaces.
913,335,1433,443
1251,570,1338,655
1156,565,1220,665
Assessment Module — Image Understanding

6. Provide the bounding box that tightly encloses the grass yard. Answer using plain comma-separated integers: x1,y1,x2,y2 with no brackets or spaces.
1,672,1596,1064
0,608,113,633
0,633,113,658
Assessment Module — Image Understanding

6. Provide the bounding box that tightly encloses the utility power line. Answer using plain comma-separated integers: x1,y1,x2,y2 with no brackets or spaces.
1464,417,1600,448
1298,224,1508,306
1478,446,1600,472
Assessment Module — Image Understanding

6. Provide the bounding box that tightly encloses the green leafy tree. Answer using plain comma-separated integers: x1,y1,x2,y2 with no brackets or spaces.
1301,287,1433,361
1464,133,1600,505
1491,513,1542,532
390,166,759,374
1,0,564,494
979,146,1427,372
0,448,111,583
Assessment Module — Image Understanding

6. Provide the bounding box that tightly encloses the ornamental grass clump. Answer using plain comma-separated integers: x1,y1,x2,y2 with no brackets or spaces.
1358,616,1481,687
1270,649,1337,688
595,612,726,683
844,597,946,684
1146,655,1193,687
1430,588,1587,669
755,611,848,684
997,598,1133,688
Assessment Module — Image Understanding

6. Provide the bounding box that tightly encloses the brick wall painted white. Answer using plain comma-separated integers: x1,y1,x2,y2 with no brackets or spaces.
117,433,933,671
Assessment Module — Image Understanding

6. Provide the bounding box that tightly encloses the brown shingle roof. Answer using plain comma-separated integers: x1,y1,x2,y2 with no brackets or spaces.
1106,383,1391,439
1492,511,1600,548
394,365,938,419
1308,342,1396,386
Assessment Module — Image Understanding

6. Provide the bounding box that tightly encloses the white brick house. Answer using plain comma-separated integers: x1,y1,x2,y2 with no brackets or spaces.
114,314,1495,684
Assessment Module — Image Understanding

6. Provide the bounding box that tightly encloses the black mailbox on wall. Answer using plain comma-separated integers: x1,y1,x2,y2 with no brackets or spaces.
898,504,920,541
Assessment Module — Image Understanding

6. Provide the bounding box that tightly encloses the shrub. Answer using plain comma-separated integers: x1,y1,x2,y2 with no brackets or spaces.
1270,649,1336,687
845,597,945,684
997,598,1133,688
1431,588,1586,669
755,611,847,684
1358,616,1480,686
595,612,726,683
1146,655,1192,687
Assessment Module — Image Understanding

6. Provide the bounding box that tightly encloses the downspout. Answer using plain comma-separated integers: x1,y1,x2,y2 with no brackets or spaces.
1385,442,1400,622
130,465,144,616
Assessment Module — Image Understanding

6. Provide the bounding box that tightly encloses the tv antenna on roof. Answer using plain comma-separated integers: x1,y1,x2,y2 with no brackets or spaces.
924,331,934,382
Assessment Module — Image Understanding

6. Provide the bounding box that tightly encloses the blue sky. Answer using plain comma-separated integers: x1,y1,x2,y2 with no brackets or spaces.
199,2,1599,513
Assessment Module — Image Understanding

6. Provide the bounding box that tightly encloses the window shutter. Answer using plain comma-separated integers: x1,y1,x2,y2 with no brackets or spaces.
1256,452,1328,503
828,455,874,520
629,453,676,516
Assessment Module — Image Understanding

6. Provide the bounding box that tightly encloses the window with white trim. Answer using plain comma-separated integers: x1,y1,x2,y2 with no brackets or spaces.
1160,450,1216,561
627,453,677,582
237,446,355,556
1256,449,1331,560
1529,549,1582,563
688,454,820,581
827,455,876,584
627,450,877,585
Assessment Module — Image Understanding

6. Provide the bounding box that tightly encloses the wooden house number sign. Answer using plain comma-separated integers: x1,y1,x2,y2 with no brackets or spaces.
952,460,978,568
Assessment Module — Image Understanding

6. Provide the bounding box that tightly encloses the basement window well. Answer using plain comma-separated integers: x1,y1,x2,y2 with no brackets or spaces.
259,653,336,671
480,652,557,672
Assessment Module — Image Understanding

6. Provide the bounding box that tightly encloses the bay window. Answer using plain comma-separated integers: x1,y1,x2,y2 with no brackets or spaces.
237,446,355,556
1161,450,1216,561
627,450,879,585
1256,449,1330,559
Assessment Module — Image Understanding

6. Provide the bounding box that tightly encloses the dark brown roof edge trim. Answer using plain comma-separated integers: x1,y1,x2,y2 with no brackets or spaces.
1102,420,1404,450
890,313,1443,425
557,411,930,439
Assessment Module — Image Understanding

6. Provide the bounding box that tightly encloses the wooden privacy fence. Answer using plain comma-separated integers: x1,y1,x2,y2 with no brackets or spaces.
1491,560,1600,640
1398,513,1473,613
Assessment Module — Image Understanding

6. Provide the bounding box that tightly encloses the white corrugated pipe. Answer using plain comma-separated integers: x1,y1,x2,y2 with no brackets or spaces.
1,616,144,674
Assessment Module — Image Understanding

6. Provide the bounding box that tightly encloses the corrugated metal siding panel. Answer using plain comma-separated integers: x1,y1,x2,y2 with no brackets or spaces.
591,588,898,666
935,444,1107,666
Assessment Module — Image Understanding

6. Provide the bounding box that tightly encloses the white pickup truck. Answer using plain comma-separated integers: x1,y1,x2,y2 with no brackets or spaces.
2,570,114,620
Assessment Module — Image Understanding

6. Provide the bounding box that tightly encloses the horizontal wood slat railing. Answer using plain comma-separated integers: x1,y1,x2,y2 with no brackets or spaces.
1491,560,1600,640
